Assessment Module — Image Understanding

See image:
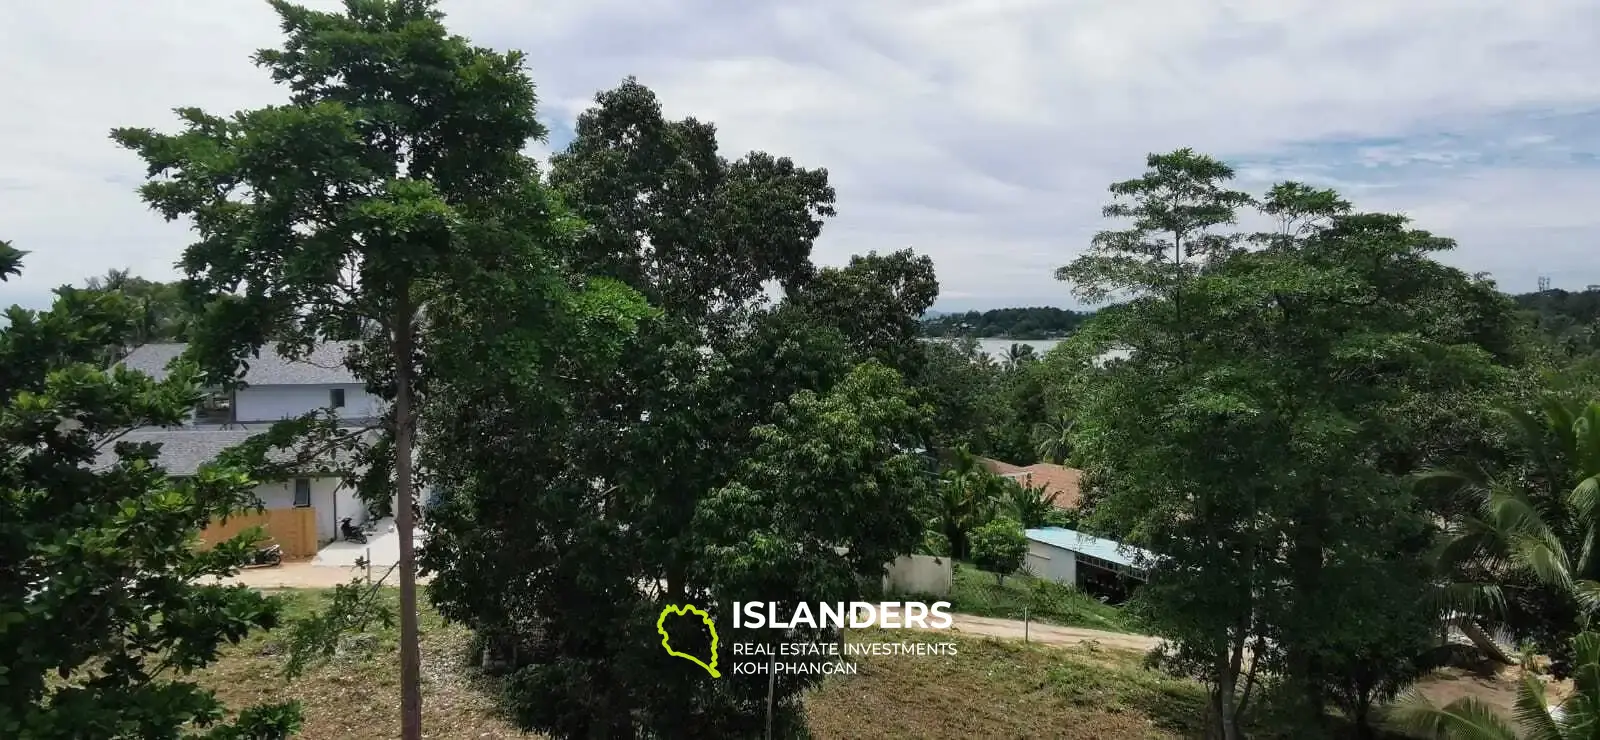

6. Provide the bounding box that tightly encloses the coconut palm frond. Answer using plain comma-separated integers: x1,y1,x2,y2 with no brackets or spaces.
1510,533,1576,591
1485,490,1561,545
1510,673,1564,740
1433,582,1508,624
1389,689,1518,740
1569,633,1600,709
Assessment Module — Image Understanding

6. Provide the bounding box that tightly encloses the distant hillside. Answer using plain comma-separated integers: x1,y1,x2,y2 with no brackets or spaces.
925,289,1600,347
1512,288,1600,355
920,306,1094,340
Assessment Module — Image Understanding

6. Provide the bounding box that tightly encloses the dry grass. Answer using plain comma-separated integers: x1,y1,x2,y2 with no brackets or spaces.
190,588,1534,739
193,588,533,739
195,589,1203,739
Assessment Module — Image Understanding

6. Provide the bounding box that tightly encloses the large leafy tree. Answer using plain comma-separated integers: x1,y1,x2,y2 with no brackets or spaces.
1063,153,1523,738
0,247,299,738
110,1,555,735
792,248,938,377
80,269,195,348
422,80,936,737
914,337,1002,455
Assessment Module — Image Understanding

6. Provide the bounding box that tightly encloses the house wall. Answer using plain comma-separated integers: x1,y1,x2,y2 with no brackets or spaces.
882,554,953,597
251,476,351,543
1026,540,1077,586
234,383,383,423
335,483,367,531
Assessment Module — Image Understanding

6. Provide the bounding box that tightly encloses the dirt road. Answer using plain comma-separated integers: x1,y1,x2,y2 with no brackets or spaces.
942,614,1161,652
214,561,432,589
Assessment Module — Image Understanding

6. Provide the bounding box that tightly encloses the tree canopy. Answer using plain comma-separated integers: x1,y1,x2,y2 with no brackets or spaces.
1,249,298,739
921,306,1094,339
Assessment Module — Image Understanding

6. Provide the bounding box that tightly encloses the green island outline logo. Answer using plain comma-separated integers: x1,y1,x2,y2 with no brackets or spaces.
656,603,721,678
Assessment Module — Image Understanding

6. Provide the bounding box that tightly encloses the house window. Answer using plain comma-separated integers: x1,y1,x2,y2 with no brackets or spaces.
293,478,312,508
329,388,346,408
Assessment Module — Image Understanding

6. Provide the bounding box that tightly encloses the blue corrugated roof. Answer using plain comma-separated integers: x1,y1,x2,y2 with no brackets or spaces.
1025,526,1152,569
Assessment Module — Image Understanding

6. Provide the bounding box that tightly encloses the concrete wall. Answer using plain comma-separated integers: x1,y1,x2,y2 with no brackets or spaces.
251,476,352,543
234,383,383,423
334,482,366,529
882,554,953,597
1026,540,1077,586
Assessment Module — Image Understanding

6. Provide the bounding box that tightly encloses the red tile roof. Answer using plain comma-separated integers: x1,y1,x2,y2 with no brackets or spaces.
1004,463,1083,510
978,457,1024,475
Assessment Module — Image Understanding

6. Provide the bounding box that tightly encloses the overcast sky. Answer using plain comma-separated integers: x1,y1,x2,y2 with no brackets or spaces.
3,0,1598,314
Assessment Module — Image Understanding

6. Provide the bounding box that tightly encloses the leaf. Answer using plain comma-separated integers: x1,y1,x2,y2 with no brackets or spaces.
1389,689,1519,740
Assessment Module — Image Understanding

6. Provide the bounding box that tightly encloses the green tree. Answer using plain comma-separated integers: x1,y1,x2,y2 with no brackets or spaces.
1003,342,1036,368
1063,154,1522,739
920,306,1094,339
931,449,1007,560
0,250,299,738
913,337,1001,455
1033,413,1076,464
1004,479,1058,529
81,269,196,348
795,249,938,378
969,518,1028,584
110,2,551,735
421,79,927,738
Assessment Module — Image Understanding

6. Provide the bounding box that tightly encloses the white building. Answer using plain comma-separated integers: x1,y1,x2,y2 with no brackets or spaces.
112,341,386,547
1024,526,1151,598
119,342,384,425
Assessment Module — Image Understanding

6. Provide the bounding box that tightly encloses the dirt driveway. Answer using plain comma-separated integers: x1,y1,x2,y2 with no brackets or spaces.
939,614,1161,652
215,561,431,589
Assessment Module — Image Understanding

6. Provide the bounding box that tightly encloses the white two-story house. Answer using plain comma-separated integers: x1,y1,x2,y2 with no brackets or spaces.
111,341,387,551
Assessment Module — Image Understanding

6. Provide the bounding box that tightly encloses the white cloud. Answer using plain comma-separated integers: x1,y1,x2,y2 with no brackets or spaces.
3,0,1599,312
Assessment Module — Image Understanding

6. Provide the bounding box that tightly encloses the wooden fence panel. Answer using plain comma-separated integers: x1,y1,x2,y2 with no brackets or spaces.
199,507,320,559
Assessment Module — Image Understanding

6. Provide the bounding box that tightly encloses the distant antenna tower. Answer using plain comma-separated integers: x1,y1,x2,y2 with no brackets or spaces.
1538,275,1551,292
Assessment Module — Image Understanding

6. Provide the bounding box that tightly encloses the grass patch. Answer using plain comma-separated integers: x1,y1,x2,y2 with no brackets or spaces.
188,587,1462,738
806,627,1204,739
192,588,533,740
942,561,1136,633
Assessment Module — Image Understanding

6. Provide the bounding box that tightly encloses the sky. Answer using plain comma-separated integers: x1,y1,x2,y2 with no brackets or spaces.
3,0,1599,314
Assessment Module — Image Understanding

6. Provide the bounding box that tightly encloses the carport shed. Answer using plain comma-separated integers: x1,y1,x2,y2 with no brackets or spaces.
1024,526,1151,601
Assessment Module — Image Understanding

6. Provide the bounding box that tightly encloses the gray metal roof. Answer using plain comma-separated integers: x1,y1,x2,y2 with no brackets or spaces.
1025,526,1153,570
93,426,371,476
118,341,361,385
94,428,291,476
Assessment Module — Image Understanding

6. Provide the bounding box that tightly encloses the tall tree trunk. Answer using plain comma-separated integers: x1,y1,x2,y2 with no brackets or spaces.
394,288,423,740
1217,629,1247,740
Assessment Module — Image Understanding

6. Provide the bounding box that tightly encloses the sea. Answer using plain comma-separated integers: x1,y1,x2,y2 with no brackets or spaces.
925,337,1064,356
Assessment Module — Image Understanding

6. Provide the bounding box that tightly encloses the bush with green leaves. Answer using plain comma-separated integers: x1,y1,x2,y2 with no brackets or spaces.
969,518,1028,585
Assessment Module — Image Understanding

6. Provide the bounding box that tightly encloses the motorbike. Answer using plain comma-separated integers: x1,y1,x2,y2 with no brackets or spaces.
243,543,282,569
340,517,368,544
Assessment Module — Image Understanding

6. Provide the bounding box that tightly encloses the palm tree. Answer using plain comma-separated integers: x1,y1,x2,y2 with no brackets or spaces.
931,449,1007,559
1004,479,1058,529
1430,397,1600,671
1393,631,1600,739
1033,414,1076,464
1003,342,1035,369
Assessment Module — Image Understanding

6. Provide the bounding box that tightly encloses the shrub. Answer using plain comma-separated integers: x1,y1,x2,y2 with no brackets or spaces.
970,518,1028,585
